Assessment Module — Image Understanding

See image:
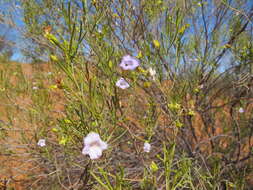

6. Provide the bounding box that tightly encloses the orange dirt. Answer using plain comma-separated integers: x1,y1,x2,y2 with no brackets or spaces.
0,62,65,189
0,62,252,189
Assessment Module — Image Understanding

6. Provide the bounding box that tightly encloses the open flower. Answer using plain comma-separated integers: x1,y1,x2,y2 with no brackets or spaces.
82,132,108,160
119,55,140,70
143,142,151,153
37,139,46,147
116,78,130,89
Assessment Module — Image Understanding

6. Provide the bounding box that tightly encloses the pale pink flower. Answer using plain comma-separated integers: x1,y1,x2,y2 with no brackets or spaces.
37,139,46,147
116,78,130,89
82,132,108,160
239,107,244,113
119,55,140,70
143,142,151,153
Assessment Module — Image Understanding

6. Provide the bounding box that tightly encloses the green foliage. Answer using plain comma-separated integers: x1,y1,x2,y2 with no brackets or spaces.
0,35,13,62
1,0,253,189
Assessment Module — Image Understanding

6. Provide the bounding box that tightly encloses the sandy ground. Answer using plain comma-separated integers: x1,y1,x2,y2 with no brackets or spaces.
0,62,252,189
0,62,65,189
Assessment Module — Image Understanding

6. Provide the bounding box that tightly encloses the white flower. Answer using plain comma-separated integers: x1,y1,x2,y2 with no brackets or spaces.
143,142,151,153
119,55,140,70
116,78,130,89
47,72,52,75
239,107,244,113
148,67,156,80
37,139,46,147
82,132,108,160
33,86,38,90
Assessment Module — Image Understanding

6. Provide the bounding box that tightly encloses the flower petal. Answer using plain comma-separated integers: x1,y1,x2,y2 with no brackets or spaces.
239,107,244,113
37,139,46,147
119,55,140,70
143,142,151,153
82,145,90,155
82,132,108,159
84,132,100,145
87,146,103,160
116,78,130,89
99,141,108,150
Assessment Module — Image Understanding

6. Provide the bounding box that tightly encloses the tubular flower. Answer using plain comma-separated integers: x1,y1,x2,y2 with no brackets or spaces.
119,55,140,70
82,132,108,160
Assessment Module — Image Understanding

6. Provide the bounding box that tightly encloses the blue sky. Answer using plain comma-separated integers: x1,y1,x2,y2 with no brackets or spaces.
1,0,253,63
0,1,24,61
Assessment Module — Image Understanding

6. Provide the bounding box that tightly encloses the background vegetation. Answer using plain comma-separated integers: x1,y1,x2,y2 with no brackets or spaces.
0,0,253,189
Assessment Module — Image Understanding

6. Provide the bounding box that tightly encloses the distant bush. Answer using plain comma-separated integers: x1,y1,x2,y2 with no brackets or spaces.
0,34,13,62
